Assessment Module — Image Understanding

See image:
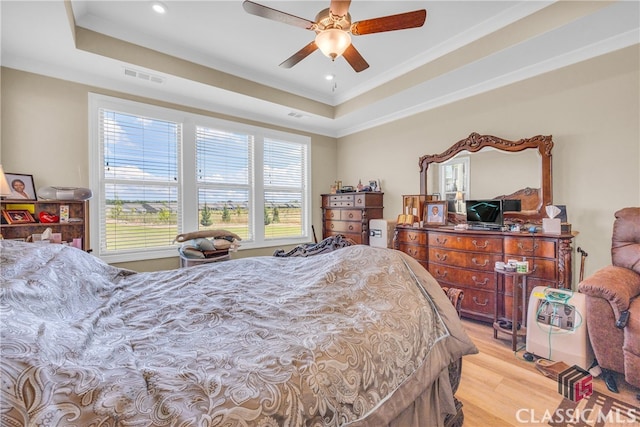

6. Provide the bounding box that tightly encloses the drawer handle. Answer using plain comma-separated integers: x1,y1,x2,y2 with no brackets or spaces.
472,240,489,249
348,225,354,231
436,237,448,245
471,276,489,286
331,212,336,218
435,269,447,278
471,258,489,267
409,234,418,241
435,253,448,261
330,224,335,229
472,297,489,306
517,242,539,252
348,213,354,219
408,248,418,256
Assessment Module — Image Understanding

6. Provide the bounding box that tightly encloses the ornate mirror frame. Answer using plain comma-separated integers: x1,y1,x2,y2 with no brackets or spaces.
419,132,553,222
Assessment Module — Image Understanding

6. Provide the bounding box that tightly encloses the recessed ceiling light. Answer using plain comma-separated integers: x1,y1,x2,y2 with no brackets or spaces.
152,2,167,14
325,74,335,81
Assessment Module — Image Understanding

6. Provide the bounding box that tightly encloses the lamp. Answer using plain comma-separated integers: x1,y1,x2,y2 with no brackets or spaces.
0,165,11,197
315,29,351,60
455,191,464,213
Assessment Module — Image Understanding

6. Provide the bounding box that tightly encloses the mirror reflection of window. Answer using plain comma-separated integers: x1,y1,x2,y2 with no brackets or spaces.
439,157,469,212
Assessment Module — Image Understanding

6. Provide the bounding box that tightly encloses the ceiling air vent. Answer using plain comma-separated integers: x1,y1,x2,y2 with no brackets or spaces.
287,112,306,119
123,67,164,84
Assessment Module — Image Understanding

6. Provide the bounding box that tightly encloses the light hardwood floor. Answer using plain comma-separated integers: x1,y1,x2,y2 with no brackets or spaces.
457,319,640,426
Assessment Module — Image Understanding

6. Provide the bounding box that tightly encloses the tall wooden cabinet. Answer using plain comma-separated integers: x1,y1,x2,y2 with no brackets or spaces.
1,200,90,251
321,192,383,245
394,226,575,323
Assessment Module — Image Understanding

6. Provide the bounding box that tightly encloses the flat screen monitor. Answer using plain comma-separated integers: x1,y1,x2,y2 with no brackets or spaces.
466,200,503,228
503,199,522,212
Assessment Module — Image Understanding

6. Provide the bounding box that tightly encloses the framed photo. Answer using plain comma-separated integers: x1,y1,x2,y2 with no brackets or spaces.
2,210,36,224
4,173,37,201
556,205,568,223
424,201,448,226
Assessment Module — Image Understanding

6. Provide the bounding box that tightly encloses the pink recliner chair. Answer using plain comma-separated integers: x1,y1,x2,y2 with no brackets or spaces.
578,207,640,393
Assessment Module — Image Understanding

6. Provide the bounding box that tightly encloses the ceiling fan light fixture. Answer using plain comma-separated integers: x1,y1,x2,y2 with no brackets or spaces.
315,29,351,60
151,1,167,14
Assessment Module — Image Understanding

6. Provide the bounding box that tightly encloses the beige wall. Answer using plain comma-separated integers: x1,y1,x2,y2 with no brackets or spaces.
336,45,640,287
0,67,337,271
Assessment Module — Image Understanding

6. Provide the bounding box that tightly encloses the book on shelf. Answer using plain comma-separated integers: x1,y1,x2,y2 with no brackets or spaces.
396,214,417,226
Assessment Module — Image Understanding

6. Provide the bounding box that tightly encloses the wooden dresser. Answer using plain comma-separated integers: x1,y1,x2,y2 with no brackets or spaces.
394,226,575,323
321,192,383,245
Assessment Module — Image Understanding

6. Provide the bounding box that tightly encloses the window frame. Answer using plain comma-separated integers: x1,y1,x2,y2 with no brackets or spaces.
89,94,312,263
439,156,470,202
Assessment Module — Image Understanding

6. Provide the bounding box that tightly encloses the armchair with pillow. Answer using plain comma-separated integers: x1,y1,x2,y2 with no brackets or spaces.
578,207,640,393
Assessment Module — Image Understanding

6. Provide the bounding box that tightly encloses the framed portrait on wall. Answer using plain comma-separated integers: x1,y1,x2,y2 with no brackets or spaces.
424,201,447,226
4,173,37,201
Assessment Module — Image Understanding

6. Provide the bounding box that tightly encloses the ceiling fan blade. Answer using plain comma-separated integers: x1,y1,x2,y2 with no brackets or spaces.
243,1,315,30
342,44,369,73
329,0,351,18
351,9,427,35
279,41,318,69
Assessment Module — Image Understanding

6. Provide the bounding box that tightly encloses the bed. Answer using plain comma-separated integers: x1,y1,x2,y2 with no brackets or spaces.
0,239,477,426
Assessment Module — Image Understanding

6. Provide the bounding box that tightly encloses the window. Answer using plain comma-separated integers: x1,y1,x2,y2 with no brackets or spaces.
196,126,253,241
90,94,311,263
439,157,470,201
262,138,307,240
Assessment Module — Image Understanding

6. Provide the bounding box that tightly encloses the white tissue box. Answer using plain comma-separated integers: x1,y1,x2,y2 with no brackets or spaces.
542,218,561,234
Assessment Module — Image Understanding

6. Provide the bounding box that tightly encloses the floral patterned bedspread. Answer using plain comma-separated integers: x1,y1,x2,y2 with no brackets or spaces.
0,240,476,426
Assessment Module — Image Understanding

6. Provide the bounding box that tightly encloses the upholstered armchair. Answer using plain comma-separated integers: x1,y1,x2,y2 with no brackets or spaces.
578,207,640,392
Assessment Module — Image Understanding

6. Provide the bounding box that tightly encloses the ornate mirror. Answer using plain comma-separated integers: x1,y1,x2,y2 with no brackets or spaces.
419,133,553,222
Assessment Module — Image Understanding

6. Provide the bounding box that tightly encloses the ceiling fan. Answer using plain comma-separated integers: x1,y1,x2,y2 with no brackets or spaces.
242,0,427,72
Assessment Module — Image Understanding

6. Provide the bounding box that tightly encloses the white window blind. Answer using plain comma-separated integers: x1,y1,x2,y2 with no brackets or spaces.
97,108,181,259
263,138,307,240
196,126,253,241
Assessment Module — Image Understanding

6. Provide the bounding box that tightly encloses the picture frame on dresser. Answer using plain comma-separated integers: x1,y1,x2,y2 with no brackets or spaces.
2,210,35,224
368,180,380,192
4,173,37,201
424,201,447,226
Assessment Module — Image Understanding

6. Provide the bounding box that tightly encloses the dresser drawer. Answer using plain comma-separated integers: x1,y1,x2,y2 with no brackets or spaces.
396,228,427,245
340,209,363,221
460,288,495,317
327,193,383,208
429,248,503,271
325,209,339,220
355,193,383,207
429,232,503,253
398,243,428,261
329,194,355,207
325,230,364,244
429,264,494,290
324,209,363,221
496,256,557,281
504,237,557,258
528,258,557,281
325,220,363,234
